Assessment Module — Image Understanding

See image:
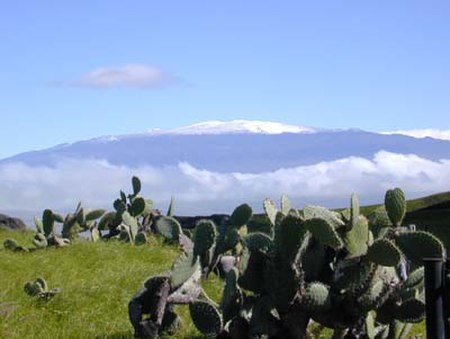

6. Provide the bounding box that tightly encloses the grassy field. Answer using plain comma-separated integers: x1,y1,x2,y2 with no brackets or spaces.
0,225,427,338
0,228,223,338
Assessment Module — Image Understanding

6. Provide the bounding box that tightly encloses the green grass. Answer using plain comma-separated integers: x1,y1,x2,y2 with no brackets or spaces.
0,229,223,338
0,228,427,338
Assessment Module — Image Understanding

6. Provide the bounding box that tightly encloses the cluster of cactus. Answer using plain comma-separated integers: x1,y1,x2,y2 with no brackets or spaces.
97,176,160,244
24,277,61,301
193,203,253,276
60,202,106,241
32,209,71,248
134,189,444,338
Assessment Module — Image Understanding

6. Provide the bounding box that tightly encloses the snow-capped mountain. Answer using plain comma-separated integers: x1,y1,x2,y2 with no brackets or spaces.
1,120,450,172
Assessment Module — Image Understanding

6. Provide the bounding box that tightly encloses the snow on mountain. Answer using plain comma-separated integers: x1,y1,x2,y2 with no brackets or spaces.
148,120,316,135
382,129,450,141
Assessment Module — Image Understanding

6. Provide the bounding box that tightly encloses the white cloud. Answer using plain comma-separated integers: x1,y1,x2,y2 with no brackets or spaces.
1,151,449,223
382,129,450,141
75,64,174,88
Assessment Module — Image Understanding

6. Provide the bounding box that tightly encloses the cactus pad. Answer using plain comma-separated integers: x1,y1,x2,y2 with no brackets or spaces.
305,218,343,250
189,300,223,337
131,176,141,196
130,197,146,216
33,233,48,248
395,231,445,265
244,232,273,253
304,282,330,311
384,188,406,226
155,216,182,242
229,203,253,228
403,267,424,290
343,216,369,257
395,298,425,323
221,267,243,322
263,198,278,226
167,196,175,217
42,209,55,237
170,251,200,290
350,193,360,229
275,214,309,261
366,239,402,267
193,220,217,258
281,194,292,216
303,205,345,228
122,212,138,241
85,209,106,221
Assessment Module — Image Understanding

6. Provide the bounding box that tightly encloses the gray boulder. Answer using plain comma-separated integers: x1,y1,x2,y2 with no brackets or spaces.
0,213,27,230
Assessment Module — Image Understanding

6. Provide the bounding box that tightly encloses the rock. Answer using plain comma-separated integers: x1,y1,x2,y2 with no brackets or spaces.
0,213,27,230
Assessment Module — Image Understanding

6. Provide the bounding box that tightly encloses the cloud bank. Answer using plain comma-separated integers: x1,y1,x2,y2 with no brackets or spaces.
1,151,449,222
76,64,175,88
382,129,450,141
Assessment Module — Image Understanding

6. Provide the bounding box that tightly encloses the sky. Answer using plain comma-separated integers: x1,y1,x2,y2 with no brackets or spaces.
1,1,450,159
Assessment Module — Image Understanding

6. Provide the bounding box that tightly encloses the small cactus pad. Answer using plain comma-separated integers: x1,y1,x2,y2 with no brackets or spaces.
221,267,243,322
303,205,345,228
403,267,424,290
167,196,176,217
395,298,425,323
189,300,223,337
281,194,292,216
263,198,278,226
122,212,138,241
193,220,217,258
229,203,253,228
85,209,106,221
155,216,182,242
223,227,240,251
42,209,55,237
343,216,369,257
366,239,402,267
305,218,343,250
244,232,273,253
275,215,308,261
24,282,43,296
170,251,200,290
97,211,116,230
384,188,406,226
131,176,141,195
130,197,146,216
395,231,445,265
350,193,360,229
33,233,48,248
304,282,330,311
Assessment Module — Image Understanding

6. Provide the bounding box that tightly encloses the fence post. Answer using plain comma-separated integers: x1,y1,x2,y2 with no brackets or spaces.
424,257,445,339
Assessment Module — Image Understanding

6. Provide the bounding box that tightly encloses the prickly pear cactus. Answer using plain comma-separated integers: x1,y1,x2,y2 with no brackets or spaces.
384,187,406,226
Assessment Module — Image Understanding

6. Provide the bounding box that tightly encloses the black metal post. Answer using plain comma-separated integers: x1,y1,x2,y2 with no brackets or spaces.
424,258,445,339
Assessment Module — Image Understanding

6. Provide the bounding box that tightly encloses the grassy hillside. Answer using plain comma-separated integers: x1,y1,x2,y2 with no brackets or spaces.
0,228,223,338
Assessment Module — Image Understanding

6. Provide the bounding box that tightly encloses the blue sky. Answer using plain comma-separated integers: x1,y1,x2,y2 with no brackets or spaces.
1,1,450,159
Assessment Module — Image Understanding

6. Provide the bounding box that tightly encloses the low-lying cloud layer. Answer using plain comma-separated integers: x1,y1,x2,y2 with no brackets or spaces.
76,64,175,89
1,151,449,220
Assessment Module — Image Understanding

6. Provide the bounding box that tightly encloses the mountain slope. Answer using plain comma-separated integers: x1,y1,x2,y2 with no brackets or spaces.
2,129,450,173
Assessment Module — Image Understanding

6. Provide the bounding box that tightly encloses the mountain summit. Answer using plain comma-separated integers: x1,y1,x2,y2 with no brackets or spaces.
148,120,316,135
